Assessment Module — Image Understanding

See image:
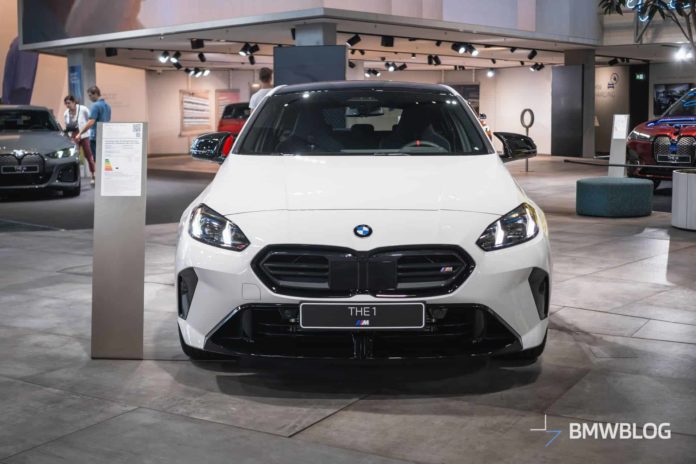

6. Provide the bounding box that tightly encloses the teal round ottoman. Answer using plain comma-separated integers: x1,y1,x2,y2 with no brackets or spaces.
576,177,653,217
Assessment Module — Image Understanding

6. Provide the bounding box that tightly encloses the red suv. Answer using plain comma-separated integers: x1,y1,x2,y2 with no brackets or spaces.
218,103,250,137
627,89,696,187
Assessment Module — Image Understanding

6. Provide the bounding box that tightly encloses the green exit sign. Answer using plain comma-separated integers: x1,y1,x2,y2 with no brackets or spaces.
634,73,646,81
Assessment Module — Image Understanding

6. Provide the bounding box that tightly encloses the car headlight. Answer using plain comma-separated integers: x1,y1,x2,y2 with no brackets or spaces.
476,203,540,251
188,204,249,251
45,147,77,158
628,130,651,142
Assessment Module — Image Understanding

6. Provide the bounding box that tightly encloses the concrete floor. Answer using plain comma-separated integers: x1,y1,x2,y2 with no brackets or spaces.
1,156,696,463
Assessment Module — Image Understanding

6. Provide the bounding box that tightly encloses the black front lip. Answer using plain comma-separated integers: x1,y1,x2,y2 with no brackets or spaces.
201,303,522,360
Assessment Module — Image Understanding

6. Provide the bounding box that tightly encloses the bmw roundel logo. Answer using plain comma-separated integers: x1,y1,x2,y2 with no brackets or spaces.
354,224,372,238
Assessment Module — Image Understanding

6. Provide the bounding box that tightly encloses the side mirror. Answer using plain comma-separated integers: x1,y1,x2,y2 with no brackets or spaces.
494,132,537,163
190,132,233,164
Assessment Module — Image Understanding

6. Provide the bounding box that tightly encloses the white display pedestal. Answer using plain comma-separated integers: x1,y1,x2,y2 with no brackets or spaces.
672,169,696,230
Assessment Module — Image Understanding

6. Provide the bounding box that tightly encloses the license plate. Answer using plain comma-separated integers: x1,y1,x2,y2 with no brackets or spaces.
300,302,425,330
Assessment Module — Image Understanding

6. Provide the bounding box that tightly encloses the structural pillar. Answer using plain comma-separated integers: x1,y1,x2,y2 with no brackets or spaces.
294,23,337,46
564,49,596,158
66,49,96,105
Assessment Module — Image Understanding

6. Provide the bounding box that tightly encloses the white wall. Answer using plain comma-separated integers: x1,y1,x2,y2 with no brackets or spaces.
594,66,629,153
145,69,256,154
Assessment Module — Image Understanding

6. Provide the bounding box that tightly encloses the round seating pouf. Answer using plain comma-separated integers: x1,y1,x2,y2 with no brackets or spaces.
576,177,653,218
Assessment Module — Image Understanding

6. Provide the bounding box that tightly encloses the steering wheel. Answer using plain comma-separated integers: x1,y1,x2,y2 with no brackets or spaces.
400,140,447,151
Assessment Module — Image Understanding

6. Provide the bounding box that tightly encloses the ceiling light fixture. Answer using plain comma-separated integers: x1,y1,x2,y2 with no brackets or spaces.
105,47,118,57
348,61,356,68
248,54,256,65
381,36,394,47
346,34,361,47
203,69,210,76
487,68,496,78
190,39,205,50
490,58,497,64
468,44,479,56
239,43,251,56
173,62,183,70
397,63,408,71
170,51,181,63
432,55,441,65
158,51,170,63
198,52,206,62
527,49,538,60
608,57,619,66
452,43,466,54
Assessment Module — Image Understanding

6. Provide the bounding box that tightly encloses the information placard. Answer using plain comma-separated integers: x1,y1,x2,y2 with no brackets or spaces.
100,123,144,197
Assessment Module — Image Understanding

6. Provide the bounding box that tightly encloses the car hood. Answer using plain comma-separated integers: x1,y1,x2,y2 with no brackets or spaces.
204,154,527,216
0,131,73,154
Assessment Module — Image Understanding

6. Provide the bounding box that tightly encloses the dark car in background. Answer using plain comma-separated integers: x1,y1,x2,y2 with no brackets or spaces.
0,105,81,197
627,89,696,188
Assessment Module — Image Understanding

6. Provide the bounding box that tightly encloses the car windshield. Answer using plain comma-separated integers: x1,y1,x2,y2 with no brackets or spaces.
0,109,60,131
222,104,250,119
663,89,696,117
237,89,490,155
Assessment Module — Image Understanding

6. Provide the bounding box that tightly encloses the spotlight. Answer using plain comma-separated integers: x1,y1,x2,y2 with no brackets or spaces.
468,45,479,56
158,51,170,63
608,57,619,66
348,61,356,68
364,69,371,78
239,43,251,56
105,47,118,57
427,55,434,65
435,40,442,46
487,68,496,78
203,69,210,76
186,68,194,76
346,34,361,47
248,54,256,65
527,49,538,60
386,62,396,72
520,61,525,66
170,51,181,63
529,63,545,72
490,58,497,64
510,47,517,53
358,49,365,56
190,38,205,49
371,68,381,77
173,62,183,70
397,63,407,71
198,52,206,62
411,53,416,59
381,35,394,47
537,63,545,71
380,56,386,61
248,44,260,54
194,67,203,77
350,49,356,55
433,55,441,65
452,43,466,54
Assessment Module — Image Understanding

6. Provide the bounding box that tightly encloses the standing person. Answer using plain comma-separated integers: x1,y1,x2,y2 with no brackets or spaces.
74,85,111,163
64,95,96,185
248,67,273,110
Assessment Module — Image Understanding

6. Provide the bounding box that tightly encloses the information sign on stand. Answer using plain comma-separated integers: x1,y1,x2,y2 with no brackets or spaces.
92,122,147,359
609,114,630,178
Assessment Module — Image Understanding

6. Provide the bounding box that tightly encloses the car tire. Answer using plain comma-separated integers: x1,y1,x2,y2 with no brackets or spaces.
178,327,229,360
496,333,546,361
63,182,81,198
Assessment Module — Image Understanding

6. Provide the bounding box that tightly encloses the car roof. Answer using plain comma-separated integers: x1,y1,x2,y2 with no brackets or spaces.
273,81,454,95
0,104,51,112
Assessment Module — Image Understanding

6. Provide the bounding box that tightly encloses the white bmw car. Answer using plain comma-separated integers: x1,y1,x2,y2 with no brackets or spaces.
176,81,550,361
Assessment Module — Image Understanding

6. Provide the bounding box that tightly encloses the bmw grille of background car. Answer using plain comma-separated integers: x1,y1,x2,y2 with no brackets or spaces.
354,224,372,237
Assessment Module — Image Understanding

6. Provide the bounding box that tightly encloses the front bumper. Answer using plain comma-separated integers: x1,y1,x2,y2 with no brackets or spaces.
627,139,696,181
0,155,80,191
176,209,551,359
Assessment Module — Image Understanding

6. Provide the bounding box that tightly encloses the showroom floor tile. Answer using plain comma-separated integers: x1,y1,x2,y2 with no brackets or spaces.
3,408,408,464
2,156,696,462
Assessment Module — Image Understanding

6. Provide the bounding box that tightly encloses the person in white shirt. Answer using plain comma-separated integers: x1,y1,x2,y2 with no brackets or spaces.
249,67,273,110
63,95,95,185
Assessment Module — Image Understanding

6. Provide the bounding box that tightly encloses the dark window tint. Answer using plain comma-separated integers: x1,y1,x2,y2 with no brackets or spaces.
222,104,251,120
0,110,60,131
664,90,696,117
238,89,489,156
